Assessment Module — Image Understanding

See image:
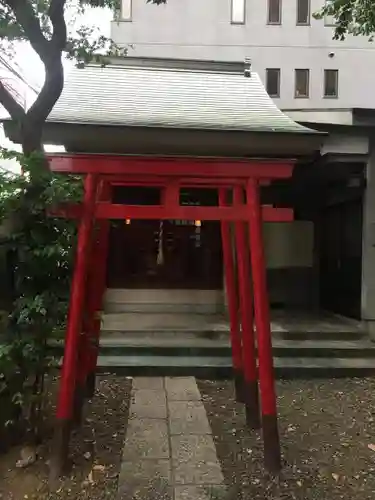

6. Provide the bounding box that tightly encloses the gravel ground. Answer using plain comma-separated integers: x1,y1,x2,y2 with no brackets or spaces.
0,374,132,500
198,378,375,500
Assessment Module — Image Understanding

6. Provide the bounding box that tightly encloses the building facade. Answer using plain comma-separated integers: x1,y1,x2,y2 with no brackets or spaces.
107,0,375,330
112,0,375,112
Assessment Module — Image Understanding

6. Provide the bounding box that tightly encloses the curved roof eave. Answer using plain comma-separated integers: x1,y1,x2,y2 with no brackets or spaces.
47,64,319,136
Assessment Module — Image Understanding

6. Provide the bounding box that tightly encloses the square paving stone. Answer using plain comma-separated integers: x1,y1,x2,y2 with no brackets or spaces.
174,485,227,500
173,461,224,485
117,478,172,500
171,434,218,463
130,389,167,419
117,459,172,500
168,401,211,435
133,377,164,390
165,377,201,401
122,418,169,460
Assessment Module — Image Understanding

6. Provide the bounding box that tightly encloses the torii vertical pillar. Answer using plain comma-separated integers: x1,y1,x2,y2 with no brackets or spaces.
85,182,112,398
219,189,244,403
50,173,98,480
233,186,260,429
247,178,281,473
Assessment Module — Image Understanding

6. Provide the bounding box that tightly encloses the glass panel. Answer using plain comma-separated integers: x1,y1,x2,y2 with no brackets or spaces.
231,0,245,24
295,69,309,97
266,68,280,97
324,69,338,97
324,0,336,26
268,0,281,24
297,0,310,24
121,0,132,20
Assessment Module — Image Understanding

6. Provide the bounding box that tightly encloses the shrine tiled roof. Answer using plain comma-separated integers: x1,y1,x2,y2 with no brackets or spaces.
48,63,315,135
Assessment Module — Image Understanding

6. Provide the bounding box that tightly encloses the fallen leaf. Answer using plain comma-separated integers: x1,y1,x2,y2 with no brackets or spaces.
332,473,340,482
368,444,375,452
93,464,106,472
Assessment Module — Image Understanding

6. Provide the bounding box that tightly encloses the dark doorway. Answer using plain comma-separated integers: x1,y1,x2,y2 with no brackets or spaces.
319,198,363,319
106,186,223,289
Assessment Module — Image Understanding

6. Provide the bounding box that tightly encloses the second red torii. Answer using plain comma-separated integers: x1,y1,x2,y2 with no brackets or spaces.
48,154,295,478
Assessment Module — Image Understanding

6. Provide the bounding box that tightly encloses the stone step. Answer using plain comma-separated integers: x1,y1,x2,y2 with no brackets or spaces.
101,313,229,332
104,288,224,314
96,355,375,379
104,303,224,314
100,329,368,341
95,337,375,358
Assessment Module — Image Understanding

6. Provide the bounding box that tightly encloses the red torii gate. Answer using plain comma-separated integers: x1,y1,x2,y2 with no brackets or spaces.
48,154,295,478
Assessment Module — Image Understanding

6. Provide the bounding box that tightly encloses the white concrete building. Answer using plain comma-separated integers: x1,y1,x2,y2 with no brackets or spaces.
106,0,375,330
112,0,375,117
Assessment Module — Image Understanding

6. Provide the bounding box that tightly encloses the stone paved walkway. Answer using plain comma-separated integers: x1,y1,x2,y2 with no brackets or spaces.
116,377,226,500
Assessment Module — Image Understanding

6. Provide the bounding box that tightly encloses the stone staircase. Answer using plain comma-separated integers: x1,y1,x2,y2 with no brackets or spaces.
90,289,375,379
97,327,375,379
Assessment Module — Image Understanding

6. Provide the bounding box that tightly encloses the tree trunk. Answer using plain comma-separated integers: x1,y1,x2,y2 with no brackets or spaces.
21,120,44,159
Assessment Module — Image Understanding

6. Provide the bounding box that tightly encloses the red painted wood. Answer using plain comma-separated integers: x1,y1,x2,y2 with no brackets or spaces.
233,186,257,384
162,182,180,209
77,222,101,390
109,176,245,186
218,189,242,372
87,182,112,379
95,204,293,222
247,179,277,416
48,204,82,219
105,176,270,187
49,203,294,222
56,173,98,420
48,154,294,179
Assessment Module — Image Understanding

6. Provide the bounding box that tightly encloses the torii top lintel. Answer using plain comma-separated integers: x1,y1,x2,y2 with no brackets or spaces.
47,154,295,180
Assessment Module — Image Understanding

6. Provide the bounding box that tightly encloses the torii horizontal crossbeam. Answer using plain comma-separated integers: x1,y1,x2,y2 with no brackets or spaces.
50,203,294,222
48,155,294,179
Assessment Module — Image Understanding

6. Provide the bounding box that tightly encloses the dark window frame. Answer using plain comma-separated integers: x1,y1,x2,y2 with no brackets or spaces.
267,0,282,25
296,0,310,25
324,69,339,98
324,0,336,26
266,68,281,98
294,69,310,98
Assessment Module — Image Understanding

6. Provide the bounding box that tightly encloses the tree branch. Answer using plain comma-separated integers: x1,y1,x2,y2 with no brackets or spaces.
26,57,64,128
0,79,26,121
49,0,67,51
5,0,50,62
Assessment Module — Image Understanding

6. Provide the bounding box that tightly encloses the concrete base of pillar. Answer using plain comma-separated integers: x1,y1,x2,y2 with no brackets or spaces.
365,321,375,342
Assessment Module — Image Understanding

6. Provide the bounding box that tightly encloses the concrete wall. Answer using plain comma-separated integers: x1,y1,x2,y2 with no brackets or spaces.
264,221,315,308
362,136,375,334
112,0,375,110
264,221,314,269
321,134,370,156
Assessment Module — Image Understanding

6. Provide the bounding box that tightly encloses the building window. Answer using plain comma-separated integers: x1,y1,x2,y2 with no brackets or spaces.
231,0,246,24
295,69,309,98
324,69,338,97
266,69,281,97
296,0,310,25
268,0,281,24
121,0,132,20
324,0,336,26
